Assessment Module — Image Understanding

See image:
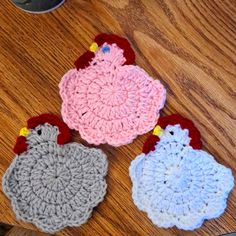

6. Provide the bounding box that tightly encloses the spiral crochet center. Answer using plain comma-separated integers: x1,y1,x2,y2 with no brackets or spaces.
41,162,72,192
100,81,127,106
164,159,190,192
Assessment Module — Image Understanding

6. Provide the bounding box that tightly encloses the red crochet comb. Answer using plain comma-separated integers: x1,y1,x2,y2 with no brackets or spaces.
142,114,202,154
13,114,72,155
74,33,135,70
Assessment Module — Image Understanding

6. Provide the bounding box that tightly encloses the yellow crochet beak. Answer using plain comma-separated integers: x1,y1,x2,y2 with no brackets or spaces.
89,42,98,53
19,127,30,137
153,125,163,137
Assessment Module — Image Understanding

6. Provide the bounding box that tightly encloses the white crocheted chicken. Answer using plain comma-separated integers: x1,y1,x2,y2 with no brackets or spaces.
129,114,234,230
2,114,108,233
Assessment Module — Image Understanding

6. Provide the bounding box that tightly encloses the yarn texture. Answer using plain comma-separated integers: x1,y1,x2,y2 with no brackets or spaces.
59,33,166,146
3,114,108,233
129,115,234,230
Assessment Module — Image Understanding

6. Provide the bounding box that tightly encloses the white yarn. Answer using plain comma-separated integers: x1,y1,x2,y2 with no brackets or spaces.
129,124,234,230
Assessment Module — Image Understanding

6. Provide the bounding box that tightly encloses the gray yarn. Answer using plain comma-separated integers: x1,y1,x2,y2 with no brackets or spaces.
2,124,108,233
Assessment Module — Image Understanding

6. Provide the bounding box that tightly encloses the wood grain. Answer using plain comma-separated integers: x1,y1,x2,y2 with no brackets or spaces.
0,0,235,235
6,226,50,236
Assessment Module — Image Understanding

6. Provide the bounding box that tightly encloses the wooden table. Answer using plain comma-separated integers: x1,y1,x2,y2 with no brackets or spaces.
0,1,235,235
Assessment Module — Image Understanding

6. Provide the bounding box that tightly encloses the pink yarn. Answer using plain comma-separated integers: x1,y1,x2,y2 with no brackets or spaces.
59,43,166,146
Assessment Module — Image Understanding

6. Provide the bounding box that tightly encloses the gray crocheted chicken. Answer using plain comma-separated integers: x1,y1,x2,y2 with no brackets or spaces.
2,114,108,233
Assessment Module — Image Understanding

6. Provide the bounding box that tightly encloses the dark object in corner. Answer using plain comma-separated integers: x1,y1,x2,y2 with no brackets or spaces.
0,223,12,236
12,0,64,13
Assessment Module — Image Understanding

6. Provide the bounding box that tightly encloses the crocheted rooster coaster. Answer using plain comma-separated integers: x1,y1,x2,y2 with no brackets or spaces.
129,114,234,230
59,33,166,146
2,114,108,234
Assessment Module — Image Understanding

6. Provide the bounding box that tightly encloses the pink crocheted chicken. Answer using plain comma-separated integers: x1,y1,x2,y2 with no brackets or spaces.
59,33,166,146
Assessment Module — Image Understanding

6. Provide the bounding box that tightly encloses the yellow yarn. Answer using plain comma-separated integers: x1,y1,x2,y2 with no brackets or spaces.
89,42,98,53
20,127,30,137
153,125,163,136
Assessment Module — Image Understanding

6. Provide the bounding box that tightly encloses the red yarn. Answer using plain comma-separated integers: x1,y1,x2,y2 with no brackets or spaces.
74,51,95,70
74,33,135,70
142,135,160,154
13,114,72,155
13,136,28,155
142,114,202,154
94,33,108,45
